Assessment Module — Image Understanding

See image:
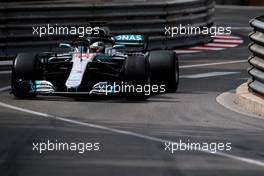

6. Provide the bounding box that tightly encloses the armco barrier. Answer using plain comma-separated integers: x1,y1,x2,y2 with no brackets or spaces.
0,0,215,58
248,16,264,95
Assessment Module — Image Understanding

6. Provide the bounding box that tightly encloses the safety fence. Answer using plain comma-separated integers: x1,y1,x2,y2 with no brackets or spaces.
248,16,264,95
0,0,214,58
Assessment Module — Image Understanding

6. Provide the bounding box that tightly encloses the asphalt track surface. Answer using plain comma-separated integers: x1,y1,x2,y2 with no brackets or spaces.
0,6,264,176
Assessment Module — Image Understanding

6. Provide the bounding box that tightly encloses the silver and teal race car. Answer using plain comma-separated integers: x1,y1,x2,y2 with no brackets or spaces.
11,28,179,100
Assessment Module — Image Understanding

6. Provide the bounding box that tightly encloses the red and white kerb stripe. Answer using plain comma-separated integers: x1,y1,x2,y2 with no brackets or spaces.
175,34,243,54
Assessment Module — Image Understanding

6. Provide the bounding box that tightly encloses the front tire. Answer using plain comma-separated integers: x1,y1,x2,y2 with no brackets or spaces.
148,50,179,93
11,53,39,98
124,55,150,100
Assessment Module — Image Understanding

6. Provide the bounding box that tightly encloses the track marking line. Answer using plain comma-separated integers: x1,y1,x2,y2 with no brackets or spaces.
0,86,11,92
213,39,243,44
173,50,201,54
0,61,12,66
0,71,11,74
212,35,241,39
231,27,252,30
181,72,239,79
0,90,264,167
180,60,247,69
204,43,238,48
189,46,225,51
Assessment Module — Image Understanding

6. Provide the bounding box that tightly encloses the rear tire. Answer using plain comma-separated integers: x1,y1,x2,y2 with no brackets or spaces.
11,53,39,98
148,50,179,93
124,55,150,100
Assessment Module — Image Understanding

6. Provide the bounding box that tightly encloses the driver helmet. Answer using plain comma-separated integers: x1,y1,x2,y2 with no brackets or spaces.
90,41,105,53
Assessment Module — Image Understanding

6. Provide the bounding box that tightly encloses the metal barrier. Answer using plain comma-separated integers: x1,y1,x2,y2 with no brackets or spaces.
0,0,215,58
248,16,264,95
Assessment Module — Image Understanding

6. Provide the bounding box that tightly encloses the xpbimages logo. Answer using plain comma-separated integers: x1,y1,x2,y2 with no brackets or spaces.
164,140,232,154
94,82,166,95
32,140,100,154
32,24,100,37
165,24,232,37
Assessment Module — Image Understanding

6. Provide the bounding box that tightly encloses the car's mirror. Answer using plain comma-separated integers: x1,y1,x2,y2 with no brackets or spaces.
113,44,125,49
59,43,72,48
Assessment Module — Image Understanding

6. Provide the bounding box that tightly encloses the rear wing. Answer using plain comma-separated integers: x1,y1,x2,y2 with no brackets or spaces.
113,34,148,52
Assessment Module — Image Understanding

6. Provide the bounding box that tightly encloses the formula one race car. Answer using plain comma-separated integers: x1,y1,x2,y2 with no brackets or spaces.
11,28,179,100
